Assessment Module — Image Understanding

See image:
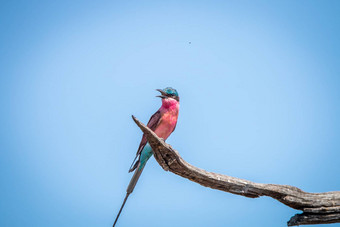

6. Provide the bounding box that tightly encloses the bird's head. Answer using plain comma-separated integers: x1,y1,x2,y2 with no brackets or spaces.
156,87,179,102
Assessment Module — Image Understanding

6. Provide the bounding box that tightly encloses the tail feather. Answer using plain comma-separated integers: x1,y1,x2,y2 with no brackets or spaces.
127,163,144,193
113,193,129,227
128,155,139,173
113,164,145,226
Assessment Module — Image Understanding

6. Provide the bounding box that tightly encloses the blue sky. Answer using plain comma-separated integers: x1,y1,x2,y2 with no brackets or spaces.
1,1,340,226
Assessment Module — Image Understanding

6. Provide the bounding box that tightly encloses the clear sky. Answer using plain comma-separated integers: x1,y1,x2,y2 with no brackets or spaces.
1,1,340,226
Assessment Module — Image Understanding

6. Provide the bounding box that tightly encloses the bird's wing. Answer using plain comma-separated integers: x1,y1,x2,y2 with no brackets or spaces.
128,110,162,172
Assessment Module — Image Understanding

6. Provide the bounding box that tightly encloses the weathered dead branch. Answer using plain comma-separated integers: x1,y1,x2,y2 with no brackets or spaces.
132,115,340,226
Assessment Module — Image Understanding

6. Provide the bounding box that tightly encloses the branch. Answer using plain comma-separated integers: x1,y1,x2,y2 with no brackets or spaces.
132,115,340,226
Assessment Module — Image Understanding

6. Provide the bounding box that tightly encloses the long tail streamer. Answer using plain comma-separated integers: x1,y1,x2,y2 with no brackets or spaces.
113,193,130,227
113,164,144,227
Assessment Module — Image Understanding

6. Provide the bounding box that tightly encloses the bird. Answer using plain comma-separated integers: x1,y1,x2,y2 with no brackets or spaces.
113,87,180,227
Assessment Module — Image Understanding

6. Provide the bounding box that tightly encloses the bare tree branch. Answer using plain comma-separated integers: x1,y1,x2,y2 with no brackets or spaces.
132,115,340,226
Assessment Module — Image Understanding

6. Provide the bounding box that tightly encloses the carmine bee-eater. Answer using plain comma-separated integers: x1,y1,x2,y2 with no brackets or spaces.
113,87,180,227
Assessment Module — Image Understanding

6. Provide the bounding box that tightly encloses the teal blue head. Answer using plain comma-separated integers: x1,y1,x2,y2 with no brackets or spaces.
156,87,179,101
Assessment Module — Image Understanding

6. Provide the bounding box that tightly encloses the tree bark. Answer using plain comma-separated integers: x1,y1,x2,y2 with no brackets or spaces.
132,116,340,226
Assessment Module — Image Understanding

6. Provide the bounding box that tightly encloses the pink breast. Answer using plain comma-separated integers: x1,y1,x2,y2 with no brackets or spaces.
154,112,178,139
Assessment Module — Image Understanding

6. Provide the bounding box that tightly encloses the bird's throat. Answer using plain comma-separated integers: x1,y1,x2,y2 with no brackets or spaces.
161,98,179,110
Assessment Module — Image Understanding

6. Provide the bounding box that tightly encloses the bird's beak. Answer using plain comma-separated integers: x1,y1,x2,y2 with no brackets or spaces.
156,89,167,99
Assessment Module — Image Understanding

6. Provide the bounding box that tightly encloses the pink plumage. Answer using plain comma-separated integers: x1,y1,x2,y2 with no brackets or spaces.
154,97,180,140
